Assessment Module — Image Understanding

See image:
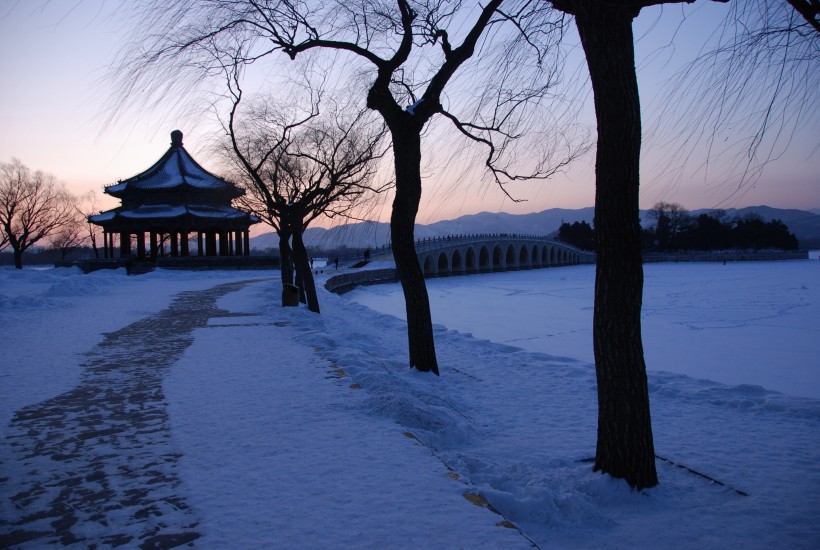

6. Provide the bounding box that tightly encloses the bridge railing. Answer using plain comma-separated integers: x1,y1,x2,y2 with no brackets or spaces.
350,233,594,262
412,233,558,252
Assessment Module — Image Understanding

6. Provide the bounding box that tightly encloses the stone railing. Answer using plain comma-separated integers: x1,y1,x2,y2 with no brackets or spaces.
324,268,399,294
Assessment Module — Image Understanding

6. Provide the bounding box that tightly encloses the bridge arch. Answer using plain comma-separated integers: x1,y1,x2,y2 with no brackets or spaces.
519,244,530,269
465,247,477,272
505,244,516,270
493,245,503,271
423,254,435,275
451,249,463,274
438,252,450,275
404,234,593,279
479,246,490,271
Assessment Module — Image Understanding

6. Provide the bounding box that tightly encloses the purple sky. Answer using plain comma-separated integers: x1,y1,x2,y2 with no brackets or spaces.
1,1,817,226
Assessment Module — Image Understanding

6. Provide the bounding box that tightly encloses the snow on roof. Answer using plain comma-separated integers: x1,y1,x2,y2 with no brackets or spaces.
187,205,252,219
87,211,116,223
120,205,189,219
105,131,239,196
92,204,256,221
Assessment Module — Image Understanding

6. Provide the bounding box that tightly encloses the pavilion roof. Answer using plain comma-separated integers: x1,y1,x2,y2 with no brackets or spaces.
104,130,241,198
89,203,260,225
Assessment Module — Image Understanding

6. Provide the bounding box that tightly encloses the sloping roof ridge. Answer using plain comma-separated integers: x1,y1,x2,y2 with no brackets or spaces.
176,144,232,187
177,146,188,185
106,145,177,189
103,135,241,195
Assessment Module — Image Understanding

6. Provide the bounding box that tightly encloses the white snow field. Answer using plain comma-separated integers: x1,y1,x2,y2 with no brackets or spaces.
1,259,819,548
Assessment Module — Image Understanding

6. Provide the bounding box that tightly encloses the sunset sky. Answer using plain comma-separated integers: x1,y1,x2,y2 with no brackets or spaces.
1,1,817,228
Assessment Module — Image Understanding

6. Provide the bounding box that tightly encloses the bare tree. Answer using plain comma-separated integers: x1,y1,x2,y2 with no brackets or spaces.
0,159,75,269
786,0,820,31
546,0,817,490
117,0,579,375
648,201,690,250
223,69,389,312
50,205,85,260
76,191,103,258
649,0,819,201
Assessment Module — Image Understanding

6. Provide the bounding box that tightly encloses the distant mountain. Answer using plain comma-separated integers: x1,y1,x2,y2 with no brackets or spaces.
250,206,820,251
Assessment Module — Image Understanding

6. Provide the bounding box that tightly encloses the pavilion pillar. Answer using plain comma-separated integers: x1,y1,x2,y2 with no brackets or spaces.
137,232,146,259
197,232,204,256
150,231,158,260
244,230,251,256
120,232,131,258
181,232,189,256
219,231,229,256
170,231,179,257
206,231,217,256
235,231,243,256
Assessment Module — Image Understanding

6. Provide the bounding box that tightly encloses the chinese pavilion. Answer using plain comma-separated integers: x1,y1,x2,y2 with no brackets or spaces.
89,130,258,260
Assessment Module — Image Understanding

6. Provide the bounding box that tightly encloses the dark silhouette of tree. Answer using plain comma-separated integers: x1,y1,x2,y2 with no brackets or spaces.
681,212,733,250
558,221,595,250
222,72,388,313
76,191,103,259
733,214,799,250
646,208,800,251
117,0,581,375
654,214,671,251
786,0,820,30
546,0,734,490
50,207,85,260
649,202,691,251
548,0,816,489
650,0,819,201
0,159,75,269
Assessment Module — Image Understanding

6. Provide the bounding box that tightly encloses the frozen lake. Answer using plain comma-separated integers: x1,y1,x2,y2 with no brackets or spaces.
347,259,820,399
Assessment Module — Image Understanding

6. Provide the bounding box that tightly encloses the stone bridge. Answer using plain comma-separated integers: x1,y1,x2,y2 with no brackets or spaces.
326,234,594,293
412,234,594,276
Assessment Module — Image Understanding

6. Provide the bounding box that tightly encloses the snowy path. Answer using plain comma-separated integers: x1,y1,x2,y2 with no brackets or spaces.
1,265,818,548
163,281,533,549
0,279,266,548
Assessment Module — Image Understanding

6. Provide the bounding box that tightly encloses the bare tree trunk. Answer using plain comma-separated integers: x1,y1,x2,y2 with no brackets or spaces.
278,229,298,307
13,248,23,269
390,127,439,375
90,233,100,259
278,230,294,287
574,4,658,490
292,229,320,313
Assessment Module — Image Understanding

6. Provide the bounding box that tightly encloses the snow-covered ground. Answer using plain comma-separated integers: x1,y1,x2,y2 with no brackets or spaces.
348,260,820,399
1,260,819,548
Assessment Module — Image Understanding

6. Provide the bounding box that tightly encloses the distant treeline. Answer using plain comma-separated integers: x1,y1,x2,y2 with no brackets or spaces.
0,247,94,266
558,203,800,252
0,243,380,267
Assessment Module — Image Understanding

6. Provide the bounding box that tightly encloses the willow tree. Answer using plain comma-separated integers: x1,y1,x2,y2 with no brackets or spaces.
547,0,818,489
119,0,579,375
222,70,388,313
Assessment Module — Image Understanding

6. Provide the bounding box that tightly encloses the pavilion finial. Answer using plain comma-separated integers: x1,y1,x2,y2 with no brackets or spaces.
170,130,183,148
